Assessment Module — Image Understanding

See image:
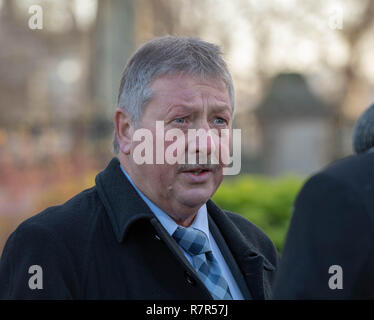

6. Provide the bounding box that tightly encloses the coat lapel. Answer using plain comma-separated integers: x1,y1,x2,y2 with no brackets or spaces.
208,215,253,299
207,200,276,300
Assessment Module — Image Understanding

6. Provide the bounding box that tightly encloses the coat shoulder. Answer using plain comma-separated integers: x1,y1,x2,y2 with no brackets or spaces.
7,186,105,267
298,153,374,220
321,153,374,183
18,186,101,233
0,187,103,299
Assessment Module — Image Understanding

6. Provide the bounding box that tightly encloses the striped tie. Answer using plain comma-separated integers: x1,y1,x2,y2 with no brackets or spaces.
172,226,233,300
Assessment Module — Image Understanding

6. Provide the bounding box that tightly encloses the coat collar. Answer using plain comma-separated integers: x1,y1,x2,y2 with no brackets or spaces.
95,157,155,243
95,157,276,299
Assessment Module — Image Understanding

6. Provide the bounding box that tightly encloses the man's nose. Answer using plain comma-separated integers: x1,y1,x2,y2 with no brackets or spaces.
186,121,218,164
192,121,213,152
196,131,213,155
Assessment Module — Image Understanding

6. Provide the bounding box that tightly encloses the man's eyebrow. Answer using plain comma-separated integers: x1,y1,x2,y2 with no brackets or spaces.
165,103,233,116
166,104,195,115
213,104,231,110
212,104,233,115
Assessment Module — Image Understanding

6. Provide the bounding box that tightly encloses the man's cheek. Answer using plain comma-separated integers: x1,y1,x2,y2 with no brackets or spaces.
218,131,232,166
164,134,186,165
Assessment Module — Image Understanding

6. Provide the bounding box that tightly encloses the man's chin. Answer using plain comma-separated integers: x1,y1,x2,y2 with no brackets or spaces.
177,190,212,208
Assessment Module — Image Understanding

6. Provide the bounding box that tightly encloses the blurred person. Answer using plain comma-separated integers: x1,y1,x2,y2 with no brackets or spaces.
0,36,278,300
273,103,374,299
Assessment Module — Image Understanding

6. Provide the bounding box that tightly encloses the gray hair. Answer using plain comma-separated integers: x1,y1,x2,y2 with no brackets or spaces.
113,35,235,154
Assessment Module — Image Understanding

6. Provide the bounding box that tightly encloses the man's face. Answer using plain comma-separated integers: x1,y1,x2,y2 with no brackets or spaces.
125,74,232,223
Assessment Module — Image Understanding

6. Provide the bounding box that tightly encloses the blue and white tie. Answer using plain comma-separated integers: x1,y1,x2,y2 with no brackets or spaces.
172,226,233,300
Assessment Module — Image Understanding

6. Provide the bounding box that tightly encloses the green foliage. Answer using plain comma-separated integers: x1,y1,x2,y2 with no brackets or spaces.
212,175,305,253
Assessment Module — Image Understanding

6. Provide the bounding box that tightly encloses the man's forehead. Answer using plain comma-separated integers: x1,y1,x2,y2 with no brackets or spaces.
150,74,230,103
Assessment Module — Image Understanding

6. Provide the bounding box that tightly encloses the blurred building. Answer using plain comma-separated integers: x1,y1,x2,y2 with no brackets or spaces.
257,73,334,176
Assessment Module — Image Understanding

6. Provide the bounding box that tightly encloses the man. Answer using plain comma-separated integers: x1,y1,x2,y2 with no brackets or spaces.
0,36,278,299
273,103,374,299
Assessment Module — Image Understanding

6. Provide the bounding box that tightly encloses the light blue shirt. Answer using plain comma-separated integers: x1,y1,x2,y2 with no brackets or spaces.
120,165,244,300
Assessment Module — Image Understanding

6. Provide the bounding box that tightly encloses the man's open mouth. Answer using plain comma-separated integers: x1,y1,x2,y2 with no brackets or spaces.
178,165,217,182
186,169,211,175
181,165,214,174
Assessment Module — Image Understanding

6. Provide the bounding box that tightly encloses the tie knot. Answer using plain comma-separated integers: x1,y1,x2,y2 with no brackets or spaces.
172,226,211,256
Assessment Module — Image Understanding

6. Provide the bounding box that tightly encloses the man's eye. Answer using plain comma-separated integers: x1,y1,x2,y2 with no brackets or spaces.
214,118,227,125
173,117,186,124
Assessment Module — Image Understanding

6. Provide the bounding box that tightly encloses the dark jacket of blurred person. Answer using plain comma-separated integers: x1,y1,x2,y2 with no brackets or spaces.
273,107,374,299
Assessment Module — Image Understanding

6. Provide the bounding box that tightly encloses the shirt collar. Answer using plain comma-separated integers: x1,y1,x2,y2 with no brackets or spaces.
120,164,210,241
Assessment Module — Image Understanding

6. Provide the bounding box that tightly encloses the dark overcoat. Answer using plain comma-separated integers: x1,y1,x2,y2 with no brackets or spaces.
0,158,279,299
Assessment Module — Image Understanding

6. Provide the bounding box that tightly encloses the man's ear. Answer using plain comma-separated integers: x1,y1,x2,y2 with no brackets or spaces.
114,108,133,155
